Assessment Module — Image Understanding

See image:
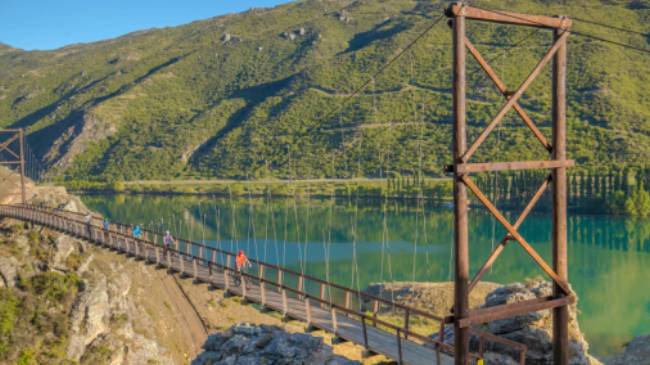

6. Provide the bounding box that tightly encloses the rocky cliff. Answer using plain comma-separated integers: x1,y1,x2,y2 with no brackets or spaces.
367,280,607,365
0,193,177,364
604,334,650,365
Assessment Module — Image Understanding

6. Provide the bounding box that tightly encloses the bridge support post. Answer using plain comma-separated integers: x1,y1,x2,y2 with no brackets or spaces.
372,300,379,327
281,289,289,321
241,272,248,303
304,297,315,332
224,257,231,296
330,307,341,343
344,291,351,317
360,317,375,358
451,7,470,365
192,258,199,281
319,283,326,309
179,253,185,275
259,265,268,310
18,129,26,204
445,3,573,364
552,26,569,365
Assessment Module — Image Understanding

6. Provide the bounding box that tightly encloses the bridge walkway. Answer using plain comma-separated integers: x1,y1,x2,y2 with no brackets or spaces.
0,204,527,365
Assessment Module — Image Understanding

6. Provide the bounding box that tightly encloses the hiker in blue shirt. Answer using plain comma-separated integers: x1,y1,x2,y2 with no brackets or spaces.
102,218,110,231
132,224,142,239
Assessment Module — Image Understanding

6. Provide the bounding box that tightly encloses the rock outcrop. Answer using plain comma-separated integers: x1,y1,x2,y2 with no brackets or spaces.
606,335,650,365
0,174,174,364
0,256,18,288
367,280,607,365
365,281,500,318
193,323,360,365
439,281,603,365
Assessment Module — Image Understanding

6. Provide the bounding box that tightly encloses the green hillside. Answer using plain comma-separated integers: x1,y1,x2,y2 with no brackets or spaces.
0,0,649,182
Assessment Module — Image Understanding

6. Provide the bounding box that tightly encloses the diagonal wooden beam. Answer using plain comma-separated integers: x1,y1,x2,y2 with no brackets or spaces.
468,174,552,293
461,175,572,295
0,133,20,152
465,37,552,152
1,147,20,160
461,31,569,163
0,134,21,160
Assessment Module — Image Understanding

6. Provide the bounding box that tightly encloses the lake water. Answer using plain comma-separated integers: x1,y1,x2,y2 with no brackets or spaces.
81,194,650,357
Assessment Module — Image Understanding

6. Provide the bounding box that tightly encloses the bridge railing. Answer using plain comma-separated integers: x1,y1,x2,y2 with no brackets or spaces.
0,203,527,364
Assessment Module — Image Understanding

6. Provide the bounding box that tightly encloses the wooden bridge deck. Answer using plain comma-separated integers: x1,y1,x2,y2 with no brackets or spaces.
0,204,526,365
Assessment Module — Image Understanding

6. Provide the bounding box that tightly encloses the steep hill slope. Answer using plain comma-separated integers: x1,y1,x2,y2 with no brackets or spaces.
1,0,649,181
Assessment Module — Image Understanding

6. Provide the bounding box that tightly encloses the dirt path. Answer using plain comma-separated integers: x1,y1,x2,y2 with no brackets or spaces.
0,167,26,204
124,176,449,186
155,270,208,358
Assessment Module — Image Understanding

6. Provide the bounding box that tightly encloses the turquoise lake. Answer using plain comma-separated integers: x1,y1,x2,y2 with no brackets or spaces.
82,194,650,357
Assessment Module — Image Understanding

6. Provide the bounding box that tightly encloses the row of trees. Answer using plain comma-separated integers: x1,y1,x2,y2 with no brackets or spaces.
468,168,650,216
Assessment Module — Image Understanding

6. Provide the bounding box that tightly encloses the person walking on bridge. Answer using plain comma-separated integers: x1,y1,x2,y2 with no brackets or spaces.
235,250,252,289
132,224,142,240
163,230,175,255
84,212,93,239
101,218,110,244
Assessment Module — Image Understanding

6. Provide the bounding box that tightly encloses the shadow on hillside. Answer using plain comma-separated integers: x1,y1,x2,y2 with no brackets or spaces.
345,20,409,53
189,76,295,171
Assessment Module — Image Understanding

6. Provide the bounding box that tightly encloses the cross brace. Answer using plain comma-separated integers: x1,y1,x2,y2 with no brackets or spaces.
448,3,572,364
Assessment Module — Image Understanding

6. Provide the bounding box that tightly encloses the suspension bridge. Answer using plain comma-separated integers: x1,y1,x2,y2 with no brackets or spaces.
0,203,527,365
1,1,625,363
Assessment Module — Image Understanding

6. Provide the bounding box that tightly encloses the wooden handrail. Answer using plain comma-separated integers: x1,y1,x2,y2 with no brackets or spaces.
0,204,527,361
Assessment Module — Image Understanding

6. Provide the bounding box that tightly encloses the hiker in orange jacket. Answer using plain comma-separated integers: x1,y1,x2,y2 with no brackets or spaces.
235,250,252,289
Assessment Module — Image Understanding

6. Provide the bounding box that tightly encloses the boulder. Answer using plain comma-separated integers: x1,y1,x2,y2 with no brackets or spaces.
440,280,603,365
335,11,350,23
0,256,18,288
193,323,361,365
365,281,499,317
607,335,650,365
281,31,296,40
482,352,520,365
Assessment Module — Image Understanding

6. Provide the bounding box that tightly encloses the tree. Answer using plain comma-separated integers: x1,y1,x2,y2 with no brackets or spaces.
625,184,650,217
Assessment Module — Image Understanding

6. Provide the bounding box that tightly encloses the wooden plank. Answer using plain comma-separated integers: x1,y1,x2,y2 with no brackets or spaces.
448,3,572,29
458,296,573,328
456,160,574,174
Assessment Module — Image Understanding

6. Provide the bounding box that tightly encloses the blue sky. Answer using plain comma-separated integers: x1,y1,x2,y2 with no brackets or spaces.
0,0,292,51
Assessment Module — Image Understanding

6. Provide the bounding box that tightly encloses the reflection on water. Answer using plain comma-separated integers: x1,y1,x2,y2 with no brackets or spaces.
81,194,650,356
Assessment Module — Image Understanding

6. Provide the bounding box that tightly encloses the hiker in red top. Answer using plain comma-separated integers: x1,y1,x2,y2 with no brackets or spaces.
235,250,252,289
